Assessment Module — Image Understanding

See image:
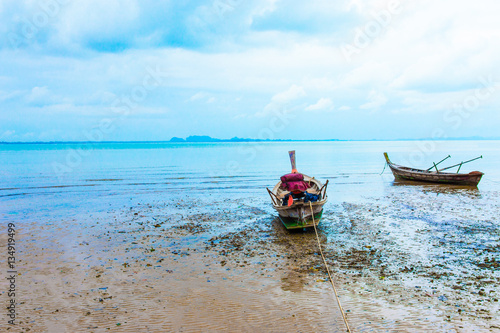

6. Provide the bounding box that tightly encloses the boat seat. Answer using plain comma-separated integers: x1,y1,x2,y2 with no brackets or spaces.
307,188,319,195
278,191,290,199
278,188,319,198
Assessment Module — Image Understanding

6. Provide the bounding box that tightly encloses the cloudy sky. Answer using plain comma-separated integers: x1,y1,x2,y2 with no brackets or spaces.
1,0,500,141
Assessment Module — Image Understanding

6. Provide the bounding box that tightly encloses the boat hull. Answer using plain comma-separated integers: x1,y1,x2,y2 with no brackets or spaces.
278,210,323,229
276,203,324,229
270,174,327,229
384,153,483,186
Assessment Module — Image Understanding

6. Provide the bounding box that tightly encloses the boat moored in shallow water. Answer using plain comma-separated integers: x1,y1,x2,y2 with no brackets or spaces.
267,151,328,229
384,152,484,186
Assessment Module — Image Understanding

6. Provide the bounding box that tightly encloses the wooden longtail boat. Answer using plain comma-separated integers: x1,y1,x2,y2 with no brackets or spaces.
268,175,328,229
384,152,484,186
267,151,328,229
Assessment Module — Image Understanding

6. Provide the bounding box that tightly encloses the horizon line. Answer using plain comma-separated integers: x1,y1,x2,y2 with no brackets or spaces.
2,137,500,144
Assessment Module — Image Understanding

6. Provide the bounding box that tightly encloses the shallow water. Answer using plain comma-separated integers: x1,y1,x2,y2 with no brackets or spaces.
1,140,499,332
2,140,498,218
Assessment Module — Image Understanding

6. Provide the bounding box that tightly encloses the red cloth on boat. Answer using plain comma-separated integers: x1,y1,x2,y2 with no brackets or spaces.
280,173,310,193
280,173,304,182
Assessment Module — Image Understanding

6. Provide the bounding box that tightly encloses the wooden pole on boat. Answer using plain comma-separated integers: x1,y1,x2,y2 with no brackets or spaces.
266,188,279,205
438,155,483,172
288,150,298,173
383,152,391,164
318,179,329,200
426,155,451,171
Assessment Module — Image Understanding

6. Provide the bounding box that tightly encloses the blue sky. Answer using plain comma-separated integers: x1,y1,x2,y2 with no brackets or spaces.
1,0,500,141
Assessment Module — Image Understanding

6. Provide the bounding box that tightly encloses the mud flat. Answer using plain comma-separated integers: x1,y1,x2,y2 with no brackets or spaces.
5,186,500,332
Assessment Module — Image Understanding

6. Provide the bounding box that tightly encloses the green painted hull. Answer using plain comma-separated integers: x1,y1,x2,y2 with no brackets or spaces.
278,210,323,230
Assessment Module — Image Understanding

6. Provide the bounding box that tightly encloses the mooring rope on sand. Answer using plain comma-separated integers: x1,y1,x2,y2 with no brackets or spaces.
310,202,351,333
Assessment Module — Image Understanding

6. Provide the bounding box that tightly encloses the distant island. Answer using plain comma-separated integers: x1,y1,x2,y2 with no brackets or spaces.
169,135,500,143
169,135,305,143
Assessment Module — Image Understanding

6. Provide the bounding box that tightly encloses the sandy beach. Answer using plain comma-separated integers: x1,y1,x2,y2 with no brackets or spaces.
4,185,499,332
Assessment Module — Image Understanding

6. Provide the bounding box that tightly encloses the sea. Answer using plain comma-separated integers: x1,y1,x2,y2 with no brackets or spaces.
1,140,499,222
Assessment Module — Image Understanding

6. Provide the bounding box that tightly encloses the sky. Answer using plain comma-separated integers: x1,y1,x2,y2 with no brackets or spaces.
1,0,500,142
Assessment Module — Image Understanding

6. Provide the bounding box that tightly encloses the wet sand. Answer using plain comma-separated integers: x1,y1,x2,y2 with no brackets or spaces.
3,186,500,332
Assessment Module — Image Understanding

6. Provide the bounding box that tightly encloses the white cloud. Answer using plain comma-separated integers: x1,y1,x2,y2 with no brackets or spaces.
0,89,21,102
189,91,209,101
269,84,306,104
189,91,216,104
25,86,51,104
305,97,333,111
55,0,141,46
1,0,500,140
257,84,306,117
88,91,117,105
0,130,15,140
360,90,387,110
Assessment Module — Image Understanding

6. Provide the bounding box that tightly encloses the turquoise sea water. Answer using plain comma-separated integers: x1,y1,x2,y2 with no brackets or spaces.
1,140,499,222
0,141,500,219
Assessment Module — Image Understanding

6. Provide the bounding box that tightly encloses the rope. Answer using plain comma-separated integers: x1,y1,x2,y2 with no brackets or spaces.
380,162,387,175
310,202,351,333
